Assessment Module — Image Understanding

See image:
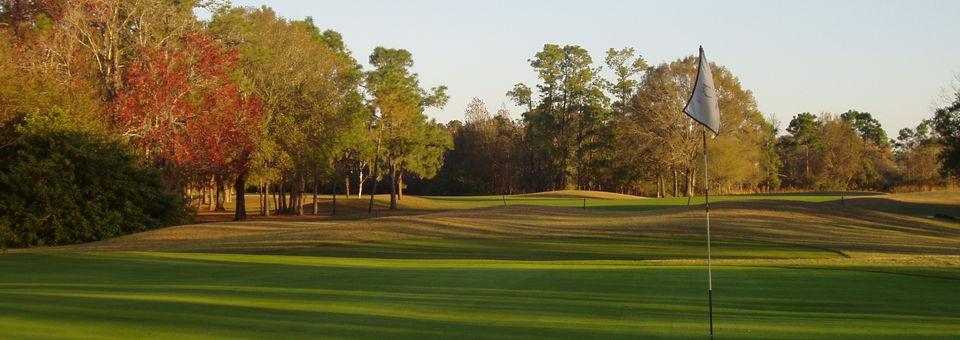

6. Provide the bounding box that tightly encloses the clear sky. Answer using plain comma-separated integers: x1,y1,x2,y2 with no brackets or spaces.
207,0,960,136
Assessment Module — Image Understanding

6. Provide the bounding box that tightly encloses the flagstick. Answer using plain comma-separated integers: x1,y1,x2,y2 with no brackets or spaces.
703,128,714,338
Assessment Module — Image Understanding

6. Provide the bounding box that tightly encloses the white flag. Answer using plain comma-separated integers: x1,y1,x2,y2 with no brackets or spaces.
684,46,721,135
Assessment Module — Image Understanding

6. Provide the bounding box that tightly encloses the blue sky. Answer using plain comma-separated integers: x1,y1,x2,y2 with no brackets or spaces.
205,0,960,136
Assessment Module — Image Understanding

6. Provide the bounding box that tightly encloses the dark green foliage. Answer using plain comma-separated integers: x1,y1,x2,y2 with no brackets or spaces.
841,110,890,149
894,119,944,186
778,112,899,191
413,113,525,195
0,131,186,248
516,44,611,191
933,91,960,179
759,120,783,191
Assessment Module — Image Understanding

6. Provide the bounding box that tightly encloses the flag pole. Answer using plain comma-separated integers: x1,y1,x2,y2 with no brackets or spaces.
703,128,714,338
684,45,718,338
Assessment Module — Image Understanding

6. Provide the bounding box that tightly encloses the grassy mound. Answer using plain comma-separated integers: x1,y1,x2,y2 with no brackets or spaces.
512,190,647,200
50,192,958,256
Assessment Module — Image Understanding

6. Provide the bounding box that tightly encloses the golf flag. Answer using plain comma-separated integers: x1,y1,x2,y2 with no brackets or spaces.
684,46,721,135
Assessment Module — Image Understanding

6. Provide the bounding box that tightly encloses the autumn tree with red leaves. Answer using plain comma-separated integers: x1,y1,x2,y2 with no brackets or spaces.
112,32,261,221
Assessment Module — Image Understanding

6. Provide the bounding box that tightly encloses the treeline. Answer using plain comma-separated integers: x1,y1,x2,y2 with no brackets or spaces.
414,46,960,196
0,1,449,247
1,2,958,247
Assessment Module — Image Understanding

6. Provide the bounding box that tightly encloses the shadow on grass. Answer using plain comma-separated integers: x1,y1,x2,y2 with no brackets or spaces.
254,237,840,261
845,197,960,220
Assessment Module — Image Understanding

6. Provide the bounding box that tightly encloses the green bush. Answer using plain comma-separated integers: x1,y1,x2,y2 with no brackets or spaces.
0,131,186,248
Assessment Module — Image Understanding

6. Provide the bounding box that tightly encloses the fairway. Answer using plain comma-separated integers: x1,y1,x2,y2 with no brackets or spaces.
2,191,959,339
1,246,958,339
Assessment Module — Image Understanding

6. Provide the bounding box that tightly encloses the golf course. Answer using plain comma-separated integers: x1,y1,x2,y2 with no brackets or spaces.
2,190,958,339
2,0,959,338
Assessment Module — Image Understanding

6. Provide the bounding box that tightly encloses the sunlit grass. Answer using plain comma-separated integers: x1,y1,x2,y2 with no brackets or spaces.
1,249,958,339
3,189,958,338
260,237,842,260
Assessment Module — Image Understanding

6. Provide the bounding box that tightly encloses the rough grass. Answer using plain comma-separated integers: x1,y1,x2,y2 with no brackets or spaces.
48,191,960,256
2,190,959,338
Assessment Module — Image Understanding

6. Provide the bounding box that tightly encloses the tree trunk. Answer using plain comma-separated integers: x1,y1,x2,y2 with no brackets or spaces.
297,178,305,216
234,174,247,221
274,182,280,215
289,181,295,214
289,181,296,214
264,180,271,217
284,181,290,214
657,171,664,198
282,181,289,214
208,176,216,211
214,175,226,212
287,181,294,215
258,180,264,216
397,172,403,201
672,168,679,198
345,174,351,199
278,181,285,214
257,181,263,216
312,178,319,215
389,163,398,210
357,171,365,199
332,170,338,216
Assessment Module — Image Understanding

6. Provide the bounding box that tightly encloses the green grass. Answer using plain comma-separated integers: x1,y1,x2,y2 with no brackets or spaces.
1,237,958,339
258,237,843,260
423,192,873,211
3,190,958,338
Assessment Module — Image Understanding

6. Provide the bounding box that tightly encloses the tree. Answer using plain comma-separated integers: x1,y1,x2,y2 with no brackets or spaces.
424,99,502,195
506,83,533,112
464,97,491,124
622,55,769,196
840,110,895,189
0,26,103,147
758,117,782,191
44,0,201,101
111,32,262,220
604,47,647,115
778,112,823,187
210,7,366,215
814,114,865,190
511,44,611,191
0,0,67,40
895,119,944,187
778,111,902,191
365,46,450,209
841,110,890,149
933,89,960,179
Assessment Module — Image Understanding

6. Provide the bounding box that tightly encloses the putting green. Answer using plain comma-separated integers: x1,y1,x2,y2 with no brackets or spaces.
1,237,957,339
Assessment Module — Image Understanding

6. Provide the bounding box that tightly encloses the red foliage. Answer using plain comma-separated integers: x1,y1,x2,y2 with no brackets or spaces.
112,32,261,179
